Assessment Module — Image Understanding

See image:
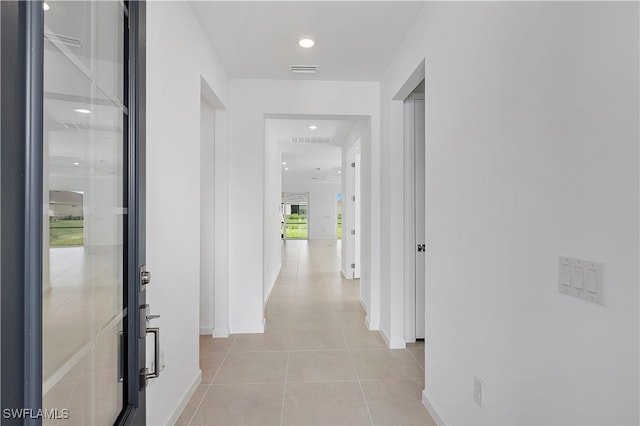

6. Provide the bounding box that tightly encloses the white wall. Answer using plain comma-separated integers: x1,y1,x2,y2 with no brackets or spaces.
228,79,380,333
282,181,341,240
379,2,639,424
263,121,282,304
146,2,228,424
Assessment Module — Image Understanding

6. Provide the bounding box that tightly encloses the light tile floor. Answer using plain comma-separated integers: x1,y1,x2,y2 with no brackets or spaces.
177,240,434,426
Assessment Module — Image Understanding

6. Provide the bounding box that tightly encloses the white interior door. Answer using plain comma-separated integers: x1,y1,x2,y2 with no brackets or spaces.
414,97,426,339
354,152,361,279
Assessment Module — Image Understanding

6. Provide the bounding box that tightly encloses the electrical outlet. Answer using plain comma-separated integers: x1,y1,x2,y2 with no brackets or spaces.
474,376,484,408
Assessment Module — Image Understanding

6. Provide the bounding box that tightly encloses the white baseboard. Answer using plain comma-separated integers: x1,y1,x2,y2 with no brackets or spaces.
341,269,354,279
263,264,281,306
212,327,230,338
422,390,445,425
359,297,368,313
230,322,264,334
199,327,213,335
166,369,202,426
380,328,391,346
379,327,406,349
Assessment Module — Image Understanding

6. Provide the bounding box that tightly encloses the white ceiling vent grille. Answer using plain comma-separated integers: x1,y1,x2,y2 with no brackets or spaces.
291,136,333,144
59,120,122,133
291,65,318,74
45,33,82,49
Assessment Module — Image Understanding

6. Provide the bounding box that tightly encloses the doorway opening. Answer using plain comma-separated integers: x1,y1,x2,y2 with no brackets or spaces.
400,70,426,343
336,193,342,239
405,81,425,341
199,94,216,336
282,192,309,239
263,114,372,330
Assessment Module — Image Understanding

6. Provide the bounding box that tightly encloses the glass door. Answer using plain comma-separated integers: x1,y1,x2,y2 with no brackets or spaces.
282,192,309,239
1,2,145,423
42,1,140,424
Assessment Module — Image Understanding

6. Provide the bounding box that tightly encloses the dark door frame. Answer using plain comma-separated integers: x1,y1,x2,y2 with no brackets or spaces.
0,1,146,425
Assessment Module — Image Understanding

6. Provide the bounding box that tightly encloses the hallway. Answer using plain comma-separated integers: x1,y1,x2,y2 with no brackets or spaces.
177,240,433,425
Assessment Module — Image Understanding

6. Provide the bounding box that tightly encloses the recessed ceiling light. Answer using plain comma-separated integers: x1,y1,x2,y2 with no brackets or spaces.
73,162,80,166
338,171,342,174
43,2,50,11
308,125,318,130
282,161,287,165
74,108,91,114
284,167,289,171
298,38,315,48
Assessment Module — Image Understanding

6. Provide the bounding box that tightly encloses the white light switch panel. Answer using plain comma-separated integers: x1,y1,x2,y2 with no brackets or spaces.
558,256,604,305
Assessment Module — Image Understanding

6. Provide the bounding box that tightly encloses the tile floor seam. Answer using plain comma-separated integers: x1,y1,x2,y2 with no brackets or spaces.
206,381,288,387
341,327,375,426
407,346,425,371
285,378,361,384
189,335,239,424
196,337,238,392
280,350,291,426
183,384,210,426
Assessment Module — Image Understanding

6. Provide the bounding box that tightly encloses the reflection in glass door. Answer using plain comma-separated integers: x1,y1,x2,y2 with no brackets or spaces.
43,1,127,424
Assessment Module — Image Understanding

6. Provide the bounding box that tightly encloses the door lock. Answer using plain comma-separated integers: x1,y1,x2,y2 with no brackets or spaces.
417,244,426,252
141,269,151,286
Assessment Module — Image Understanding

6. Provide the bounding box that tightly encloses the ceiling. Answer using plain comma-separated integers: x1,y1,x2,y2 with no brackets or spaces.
268,118,361,185
189,2,423,186
188,1,426,81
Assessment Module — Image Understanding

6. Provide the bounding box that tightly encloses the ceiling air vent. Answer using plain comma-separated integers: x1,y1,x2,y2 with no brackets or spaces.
291,65,318,74
59,120,122,133
291,137,333,144
45,33,82,49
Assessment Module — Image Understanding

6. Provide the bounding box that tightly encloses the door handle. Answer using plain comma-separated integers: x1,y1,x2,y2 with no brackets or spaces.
139,326,161,390
146,327,160,379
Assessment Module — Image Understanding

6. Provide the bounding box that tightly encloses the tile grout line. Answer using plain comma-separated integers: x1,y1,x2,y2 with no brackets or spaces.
280,347,291,426
279,250,298,426
183,383,209,426
188,337,239,425
406,344,426,372
341,327,375,426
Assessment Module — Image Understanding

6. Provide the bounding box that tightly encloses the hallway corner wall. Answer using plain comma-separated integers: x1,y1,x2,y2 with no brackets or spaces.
264,121,282,305
379,2,639,425
146,2,229,424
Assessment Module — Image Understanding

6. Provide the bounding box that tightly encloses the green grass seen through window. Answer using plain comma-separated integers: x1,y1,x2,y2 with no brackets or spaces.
50,219,84,247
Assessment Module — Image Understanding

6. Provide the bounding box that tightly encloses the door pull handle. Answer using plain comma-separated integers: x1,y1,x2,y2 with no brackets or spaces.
139,326,161,390
145,327,160,379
